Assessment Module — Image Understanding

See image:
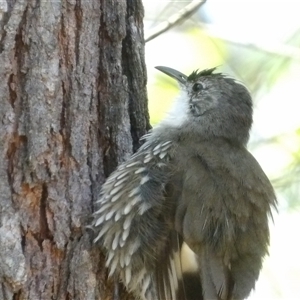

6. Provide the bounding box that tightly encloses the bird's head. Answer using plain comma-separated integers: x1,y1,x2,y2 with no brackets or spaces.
155,66,253,145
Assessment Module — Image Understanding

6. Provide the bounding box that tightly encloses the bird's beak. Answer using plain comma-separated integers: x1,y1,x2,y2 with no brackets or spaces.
155,66,187,84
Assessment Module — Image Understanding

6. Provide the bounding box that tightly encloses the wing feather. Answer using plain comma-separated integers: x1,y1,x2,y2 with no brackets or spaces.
92,138,185,300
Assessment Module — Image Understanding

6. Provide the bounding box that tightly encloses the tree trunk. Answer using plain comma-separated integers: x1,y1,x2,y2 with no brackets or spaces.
0,0,150,299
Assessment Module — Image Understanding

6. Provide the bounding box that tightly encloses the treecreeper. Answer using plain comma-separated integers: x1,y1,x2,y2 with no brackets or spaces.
91,66,277,300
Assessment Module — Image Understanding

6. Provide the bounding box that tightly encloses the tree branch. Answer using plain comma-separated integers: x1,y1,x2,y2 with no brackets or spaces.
145,0,206,43
199,22,300,60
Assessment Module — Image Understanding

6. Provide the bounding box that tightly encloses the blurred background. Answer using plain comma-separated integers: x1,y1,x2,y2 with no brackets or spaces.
144,0,300,299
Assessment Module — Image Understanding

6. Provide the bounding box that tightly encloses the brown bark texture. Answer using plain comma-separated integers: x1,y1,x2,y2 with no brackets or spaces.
0,0,150,299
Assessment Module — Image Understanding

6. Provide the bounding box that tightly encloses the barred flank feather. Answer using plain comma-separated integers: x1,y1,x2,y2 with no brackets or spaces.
92,136,180,300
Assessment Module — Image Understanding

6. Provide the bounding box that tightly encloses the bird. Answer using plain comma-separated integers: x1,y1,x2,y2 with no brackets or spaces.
91,66,277,300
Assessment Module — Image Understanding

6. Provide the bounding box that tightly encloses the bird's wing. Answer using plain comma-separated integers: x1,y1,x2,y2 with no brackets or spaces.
92,138,186,300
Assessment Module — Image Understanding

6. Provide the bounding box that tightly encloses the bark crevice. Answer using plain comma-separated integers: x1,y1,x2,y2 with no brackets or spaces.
0,1,147,299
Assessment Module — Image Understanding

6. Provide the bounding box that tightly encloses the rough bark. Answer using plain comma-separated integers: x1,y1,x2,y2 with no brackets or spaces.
0,0,150,299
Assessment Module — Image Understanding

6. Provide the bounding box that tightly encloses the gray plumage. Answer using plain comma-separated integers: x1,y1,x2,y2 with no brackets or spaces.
91,66,276,300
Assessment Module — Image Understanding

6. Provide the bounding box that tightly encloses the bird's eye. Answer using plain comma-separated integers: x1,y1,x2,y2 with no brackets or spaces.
192,82,204,92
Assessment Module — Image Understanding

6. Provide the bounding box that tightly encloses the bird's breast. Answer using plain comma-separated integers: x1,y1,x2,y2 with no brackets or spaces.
172,140,273,256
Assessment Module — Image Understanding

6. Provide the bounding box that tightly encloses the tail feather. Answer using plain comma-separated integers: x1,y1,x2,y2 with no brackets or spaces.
200,249,233,300
156,231,184,300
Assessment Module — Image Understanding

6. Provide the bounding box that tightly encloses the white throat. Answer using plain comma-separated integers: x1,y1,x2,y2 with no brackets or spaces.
156,89,189,129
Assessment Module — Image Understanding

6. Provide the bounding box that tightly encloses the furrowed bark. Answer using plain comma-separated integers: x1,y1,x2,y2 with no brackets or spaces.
0,0,149,299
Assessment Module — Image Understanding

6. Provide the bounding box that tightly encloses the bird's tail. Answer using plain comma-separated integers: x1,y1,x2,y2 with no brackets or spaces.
199,248,234,300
